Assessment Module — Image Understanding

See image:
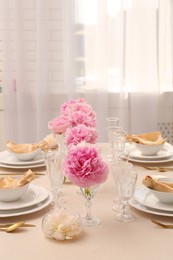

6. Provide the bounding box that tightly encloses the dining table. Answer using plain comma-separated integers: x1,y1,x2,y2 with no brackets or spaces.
0,143,173,260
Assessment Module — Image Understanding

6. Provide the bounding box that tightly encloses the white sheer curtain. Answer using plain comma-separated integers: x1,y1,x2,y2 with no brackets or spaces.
75,0,173,141
1,0,173,144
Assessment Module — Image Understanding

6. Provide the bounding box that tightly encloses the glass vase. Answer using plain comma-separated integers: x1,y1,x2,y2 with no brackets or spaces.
80,185,100,227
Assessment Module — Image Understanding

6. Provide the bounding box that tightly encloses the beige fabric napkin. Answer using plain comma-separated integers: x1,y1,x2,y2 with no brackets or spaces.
142,175,173,192
126,131,165,145
0,170,35,189
6,141,39,154
6,133,57,153
37,133,58,152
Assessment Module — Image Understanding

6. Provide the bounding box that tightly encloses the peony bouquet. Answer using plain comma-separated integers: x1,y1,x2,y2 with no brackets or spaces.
62,142,109,188
64,124,98,148
48,98,96,135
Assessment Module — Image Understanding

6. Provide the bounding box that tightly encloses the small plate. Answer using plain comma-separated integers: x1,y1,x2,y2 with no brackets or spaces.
0,193,53,218
0,184,49,210
134,187,173,212
0,151,44,166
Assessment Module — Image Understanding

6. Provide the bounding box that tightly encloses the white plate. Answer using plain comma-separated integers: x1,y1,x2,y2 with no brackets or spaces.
0,151,44,166
129,149,172,161
134,187,173,212
0,162,45,170
0,193,53,217
130,198,173,217
0,184,49,210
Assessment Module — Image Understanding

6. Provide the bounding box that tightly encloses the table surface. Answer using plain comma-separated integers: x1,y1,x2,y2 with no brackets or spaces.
1,143,173,260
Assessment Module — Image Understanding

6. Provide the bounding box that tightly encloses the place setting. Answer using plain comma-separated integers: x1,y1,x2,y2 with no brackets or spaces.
130,175,173,217
0,134,60,170
123,131,173,164
0,170,52,218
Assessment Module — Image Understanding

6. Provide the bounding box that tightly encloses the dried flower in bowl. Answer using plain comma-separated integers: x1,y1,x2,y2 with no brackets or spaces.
42,208,82,240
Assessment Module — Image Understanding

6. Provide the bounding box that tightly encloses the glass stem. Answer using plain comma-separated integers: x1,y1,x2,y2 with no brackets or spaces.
121,201,129,216
85,197,92,220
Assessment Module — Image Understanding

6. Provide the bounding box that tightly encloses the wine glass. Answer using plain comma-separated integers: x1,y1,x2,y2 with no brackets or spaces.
110,161,133,211
116,169,137,222
79,185,100,227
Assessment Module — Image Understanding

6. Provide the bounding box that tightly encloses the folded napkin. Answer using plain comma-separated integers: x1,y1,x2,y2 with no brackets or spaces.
126,131,166,145
6,141,39,154
6,133,57,153
37,133,58,152
0,170,35,189
142,175,173,192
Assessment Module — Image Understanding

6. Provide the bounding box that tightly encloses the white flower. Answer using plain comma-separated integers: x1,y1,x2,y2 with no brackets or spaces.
42,208,81,240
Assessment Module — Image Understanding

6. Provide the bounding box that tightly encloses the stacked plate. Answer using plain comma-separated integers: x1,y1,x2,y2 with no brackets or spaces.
0,184,52,217
130,186,173,217
123,142,173,164
0,150,45,169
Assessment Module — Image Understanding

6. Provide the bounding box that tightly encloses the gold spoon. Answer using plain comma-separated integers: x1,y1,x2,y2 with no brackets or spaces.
0,221,25,232
151,219,173,229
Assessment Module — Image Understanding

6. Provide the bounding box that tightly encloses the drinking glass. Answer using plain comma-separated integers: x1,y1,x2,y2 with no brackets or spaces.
116,169,137,222
113,129,127,161
44,150,64,209
106,117,119,162
106,117,119,127
107,126,126,163
110,161,133,211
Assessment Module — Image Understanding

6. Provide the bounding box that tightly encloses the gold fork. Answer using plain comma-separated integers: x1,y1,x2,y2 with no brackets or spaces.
151,219,173,229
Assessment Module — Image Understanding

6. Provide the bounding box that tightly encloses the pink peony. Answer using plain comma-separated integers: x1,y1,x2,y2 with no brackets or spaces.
64,124,98,147
59,98,96,128
60,98,87,115
62,143,109,188
48,116,71,134
68,111,96,128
